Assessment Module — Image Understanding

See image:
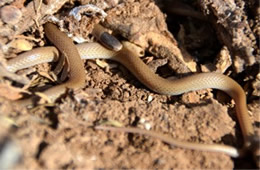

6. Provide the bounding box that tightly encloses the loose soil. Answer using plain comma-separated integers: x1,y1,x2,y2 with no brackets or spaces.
0,0,259,169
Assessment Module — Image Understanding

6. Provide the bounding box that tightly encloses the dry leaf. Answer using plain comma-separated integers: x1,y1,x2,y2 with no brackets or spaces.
9,39,33,51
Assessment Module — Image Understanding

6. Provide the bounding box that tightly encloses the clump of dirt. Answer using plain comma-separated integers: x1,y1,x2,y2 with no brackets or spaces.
0,0,259,169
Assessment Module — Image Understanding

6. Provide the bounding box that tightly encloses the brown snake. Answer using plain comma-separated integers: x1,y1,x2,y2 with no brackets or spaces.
6,23,258,162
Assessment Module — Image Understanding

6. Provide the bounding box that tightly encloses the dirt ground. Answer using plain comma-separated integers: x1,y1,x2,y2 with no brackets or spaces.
0,0,259,169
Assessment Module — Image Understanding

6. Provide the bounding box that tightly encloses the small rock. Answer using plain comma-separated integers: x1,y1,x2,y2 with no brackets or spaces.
252,73,260,96
144,122,151,130
147,95,153,103
0,5,22,25
0,137,22,170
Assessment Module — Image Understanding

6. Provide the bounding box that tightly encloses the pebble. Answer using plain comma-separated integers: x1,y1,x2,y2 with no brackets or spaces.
0,5,22,25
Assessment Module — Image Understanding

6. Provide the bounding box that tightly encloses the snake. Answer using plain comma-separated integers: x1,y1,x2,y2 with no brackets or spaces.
5,23,258,162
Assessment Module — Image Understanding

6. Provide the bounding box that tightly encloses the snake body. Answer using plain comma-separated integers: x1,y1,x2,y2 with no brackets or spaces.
43,23,85,100
6,23,257,159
